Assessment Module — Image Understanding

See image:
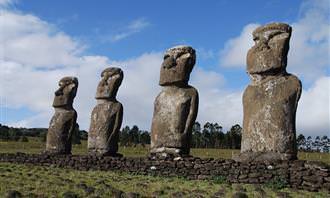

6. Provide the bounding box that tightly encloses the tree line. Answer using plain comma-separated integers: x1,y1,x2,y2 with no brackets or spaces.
297,134,330,153
0,122,242,149
0,123,87,144
1,123,329,152
118,122,242,149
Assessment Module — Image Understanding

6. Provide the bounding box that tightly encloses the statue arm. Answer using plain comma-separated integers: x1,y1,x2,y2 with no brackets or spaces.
184,90,199,135
107,104,123,145
67,111,77,141
296,79,302,105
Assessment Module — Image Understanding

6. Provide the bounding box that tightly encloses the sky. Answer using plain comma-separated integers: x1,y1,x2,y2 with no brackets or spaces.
0,0,329,137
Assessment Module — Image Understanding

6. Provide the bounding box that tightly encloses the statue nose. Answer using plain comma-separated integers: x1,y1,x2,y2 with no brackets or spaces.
55,87,64,96
259,37,268,46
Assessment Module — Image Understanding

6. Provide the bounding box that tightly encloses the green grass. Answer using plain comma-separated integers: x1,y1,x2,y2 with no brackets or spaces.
0,138,329,197
0,162,329,197
1,138,329,164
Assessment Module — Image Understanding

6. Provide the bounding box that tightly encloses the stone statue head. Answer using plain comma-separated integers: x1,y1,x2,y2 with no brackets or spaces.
96,67,123,99
53,76,78,108
159,45,196,86
247,23,292,74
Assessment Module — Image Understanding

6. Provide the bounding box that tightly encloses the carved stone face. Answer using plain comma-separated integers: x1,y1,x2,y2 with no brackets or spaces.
247,23,292,74
159,45,196,86
96,67,123,99
53,77,78,108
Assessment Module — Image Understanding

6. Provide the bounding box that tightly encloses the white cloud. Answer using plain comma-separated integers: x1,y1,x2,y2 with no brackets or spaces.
191,67,243,130
0,9,109,129
297,76,330,137
108,18,150,42
219,23,260,67
197,48,215,60
0,7,242,132
288,0,330,82
0,10,84,68
108,53,162,129
219,0,330,83
192,69,242,130
0,0,328,138
0,0,15,7
218,0,330,136
0,60,70,111
0,6,241,132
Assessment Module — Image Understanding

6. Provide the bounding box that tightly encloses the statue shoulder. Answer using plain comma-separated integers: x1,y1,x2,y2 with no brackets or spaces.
186,85,199,97
287,73,301,85
115,101,123,110
285,73,302,94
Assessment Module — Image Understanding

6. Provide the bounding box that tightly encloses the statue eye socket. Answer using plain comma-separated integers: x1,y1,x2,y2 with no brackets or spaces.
253,36,259,41
164,54,170,59
175,52,183,59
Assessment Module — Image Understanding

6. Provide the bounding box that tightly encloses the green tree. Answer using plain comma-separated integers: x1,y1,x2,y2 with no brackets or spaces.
321,135,328,141
40,131,47,142
191,122,202,148
202,122,212,148
129,125,140,145
71,124,81,145
201,122,225,148
226,124,242,149
296,134,305,146
140,131,150,145
0,125,10,140
79,130,88,140
8,128,21,141
211,123,223,148
120,126,130,146
20,136,29,142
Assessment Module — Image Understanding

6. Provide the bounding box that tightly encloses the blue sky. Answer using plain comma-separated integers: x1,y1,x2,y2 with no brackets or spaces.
0,0,329,137
14,1,301,71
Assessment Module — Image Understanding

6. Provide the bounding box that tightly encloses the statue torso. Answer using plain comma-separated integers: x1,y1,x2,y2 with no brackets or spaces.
242,74,301,153
151,86,197,148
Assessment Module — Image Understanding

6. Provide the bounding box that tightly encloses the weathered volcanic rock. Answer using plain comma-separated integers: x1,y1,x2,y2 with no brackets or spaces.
46,77,78,154
235,23,302,162
150,45,199,156
88,67,123,156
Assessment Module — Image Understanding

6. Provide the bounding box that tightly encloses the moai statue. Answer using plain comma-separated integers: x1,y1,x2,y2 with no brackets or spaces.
46,77,78,154
88,67,123,156
235,23,302,162
150,45,199,157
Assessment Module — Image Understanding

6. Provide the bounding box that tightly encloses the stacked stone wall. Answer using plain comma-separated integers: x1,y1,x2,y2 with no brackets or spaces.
0,153,329,192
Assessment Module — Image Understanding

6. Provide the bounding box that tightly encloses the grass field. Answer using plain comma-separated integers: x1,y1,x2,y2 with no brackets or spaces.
0,138,329,197
0,163,329,197
1,138,329,164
